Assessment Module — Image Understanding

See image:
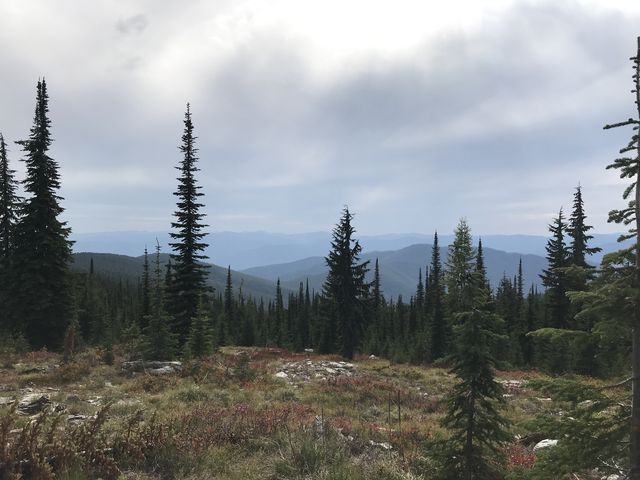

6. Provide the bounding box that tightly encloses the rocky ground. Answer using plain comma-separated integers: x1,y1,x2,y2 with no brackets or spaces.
0,347,627,479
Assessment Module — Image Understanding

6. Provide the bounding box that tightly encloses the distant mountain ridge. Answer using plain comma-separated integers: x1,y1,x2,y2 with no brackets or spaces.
71,252,291,301
71,231,625,271
242,243,548,300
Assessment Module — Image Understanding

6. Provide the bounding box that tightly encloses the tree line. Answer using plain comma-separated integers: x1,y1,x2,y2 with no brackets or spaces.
0,79,628,378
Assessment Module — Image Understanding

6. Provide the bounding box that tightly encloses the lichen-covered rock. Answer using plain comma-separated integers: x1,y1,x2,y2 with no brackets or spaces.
533,439,558,451
18,393,52,415
275,360,356,383
121,361,182,375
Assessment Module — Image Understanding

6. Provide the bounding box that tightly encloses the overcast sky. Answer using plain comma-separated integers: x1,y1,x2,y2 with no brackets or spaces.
1,0,639,236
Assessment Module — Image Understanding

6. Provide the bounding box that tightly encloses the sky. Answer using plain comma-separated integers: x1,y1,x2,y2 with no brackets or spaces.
0,0,639,236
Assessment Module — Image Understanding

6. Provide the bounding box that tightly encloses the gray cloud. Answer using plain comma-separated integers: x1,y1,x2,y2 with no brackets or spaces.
115,14,148,35
0,1,638,236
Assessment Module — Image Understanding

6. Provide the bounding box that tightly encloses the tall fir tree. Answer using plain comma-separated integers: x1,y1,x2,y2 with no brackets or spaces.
602,36,640,479
475,238,491,303
445,219,477,314
0,134,21,332
0,134,20,260
185,296,215,358
11,79,73,349
222,266,234,345
540,209,571,329
567,185,602,293
428,232,448,361
320,207,369,359
143,242,177,360
140,246,151,329
568,185,601,269
440,308,510,479
169,104,209,345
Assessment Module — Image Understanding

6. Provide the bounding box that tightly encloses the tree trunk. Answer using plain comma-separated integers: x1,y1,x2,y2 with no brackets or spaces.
631,35,640,480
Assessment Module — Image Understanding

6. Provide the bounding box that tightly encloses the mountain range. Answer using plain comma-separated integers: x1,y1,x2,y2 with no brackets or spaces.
70,231,625,271
242,243,547,300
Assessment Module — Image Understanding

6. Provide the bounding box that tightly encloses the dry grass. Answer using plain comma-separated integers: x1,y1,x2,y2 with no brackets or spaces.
0,346,619,479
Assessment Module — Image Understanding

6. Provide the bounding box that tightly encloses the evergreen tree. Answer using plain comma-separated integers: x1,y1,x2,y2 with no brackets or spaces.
522,285,539,365
140,246,151,329
441,306,510,478
540,209,571,329
475,238,491,304
568,185,601,269
274,278,284,346
11,79,73,349
567,185,602,293
169,104,209,345
428,232,448,361
602,36,640,479
222,266,234,345
495,274,520,364
185,296,215,358
0,134,20,260
295,282,310,350
321,207,369,359
445,219,477,314
0,134,21,332
143,243,177,360
364,258,386,354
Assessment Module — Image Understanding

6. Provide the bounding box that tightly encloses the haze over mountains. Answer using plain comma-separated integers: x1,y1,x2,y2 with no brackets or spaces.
71,231,623,270
70,231,623,301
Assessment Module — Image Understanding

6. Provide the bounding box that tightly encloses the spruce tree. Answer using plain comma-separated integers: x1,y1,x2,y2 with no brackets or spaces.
169,104,209,345
540,209,571,329
185,296,215,358
320,207,369,359
475,238,491,303
602,36,640,479
0,134,20,260
440,306,510,479
445,219,477,314
143,242,177,360
140,246,151,329
568,186,601,268
567,185,602,293
428,232,448,361
11,79,73,349
222,266,234,345
0,134,21,332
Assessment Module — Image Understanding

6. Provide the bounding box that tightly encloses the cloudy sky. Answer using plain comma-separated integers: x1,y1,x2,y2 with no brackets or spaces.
1,0,639,236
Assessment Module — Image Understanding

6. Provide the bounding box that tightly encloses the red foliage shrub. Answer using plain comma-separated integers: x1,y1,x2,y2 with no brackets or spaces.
504,443,536,469
172,403,314,453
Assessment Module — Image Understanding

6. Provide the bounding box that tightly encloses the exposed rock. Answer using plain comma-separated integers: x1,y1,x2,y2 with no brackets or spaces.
369,440,392,450
0,396,15,406
578,399,596,409
121,361,182,375
15,364,50,375
518,432,549,448
18,393,52,415
67,413,90,424
149,366,179,376
499,379,525,394
533,439,558,451
276,360,356,383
